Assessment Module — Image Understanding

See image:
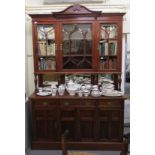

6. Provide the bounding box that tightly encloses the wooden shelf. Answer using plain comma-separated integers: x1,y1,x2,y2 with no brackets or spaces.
38,55,56,58
100,55,117,57
38,39,55,41
34,71,121,74
100,38,117,42
63,54,92,57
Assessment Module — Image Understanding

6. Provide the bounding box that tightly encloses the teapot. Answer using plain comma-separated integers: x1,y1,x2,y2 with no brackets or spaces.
91,87,101,97
85,84,92,90
67,79,75,88
51,83,57,89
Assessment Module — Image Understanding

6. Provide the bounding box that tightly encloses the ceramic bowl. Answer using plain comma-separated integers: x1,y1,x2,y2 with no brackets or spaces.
85,84,92,90
67,88,76,96
77,90,83,97
83,90,90,97
92,85,98,90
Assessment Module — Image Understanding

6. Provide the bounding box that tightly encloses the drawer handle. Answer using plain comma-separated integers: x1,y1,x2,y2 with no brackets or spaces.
86,102,90,105
42,102,48,105
64,102,69,106
107,102,112,105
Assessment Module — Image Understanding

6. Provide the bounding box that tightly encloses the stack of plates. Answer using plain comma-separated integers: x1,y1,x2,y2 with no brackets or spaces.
102,90,123,96
101,83,114,92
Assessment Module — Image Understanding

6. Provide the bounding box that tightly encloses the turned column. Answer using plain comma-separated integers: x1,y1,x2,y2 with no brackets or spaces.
34,74,38,93
118,74,122,91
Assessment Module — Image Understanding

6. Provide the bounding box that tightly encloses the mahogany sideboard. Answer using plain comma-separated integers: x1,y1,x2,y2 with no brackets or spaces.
29,93,128,154
28,4,128,155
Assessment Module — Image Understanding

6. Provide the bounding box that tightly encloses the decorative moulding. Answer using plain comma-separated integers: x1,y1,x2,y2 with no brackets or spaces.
52,4,102,18
25,4,129,14
44,0,105,4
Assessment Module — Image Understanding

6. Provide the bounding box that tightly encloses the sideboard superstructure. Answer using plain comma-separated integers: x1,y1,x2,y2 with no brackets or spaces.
29,4,128,155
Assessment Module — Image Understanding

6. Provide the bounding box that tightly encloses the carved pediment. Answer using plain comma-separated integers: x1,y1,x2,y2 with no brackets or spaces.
52,4,102,18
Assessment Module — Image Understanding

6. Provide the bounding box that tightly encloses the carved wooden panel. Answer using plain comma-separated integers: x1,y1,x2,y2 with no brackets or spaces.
53,4,101,18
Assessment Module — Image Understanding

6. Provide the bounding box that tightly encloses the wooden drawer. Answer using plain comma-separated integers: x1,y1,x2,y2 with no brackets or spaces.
34,109,57,119
60,100,95,108
32,100,59,108
61,110,75,118
97,100,122,108
80,109,94,118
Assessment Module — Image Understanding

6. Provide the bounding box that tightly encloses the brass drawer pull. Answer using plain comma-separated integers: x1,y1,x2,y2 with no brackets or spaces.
64,102,69,106
85,101,90,105
42,102,48,105
107,102,112,105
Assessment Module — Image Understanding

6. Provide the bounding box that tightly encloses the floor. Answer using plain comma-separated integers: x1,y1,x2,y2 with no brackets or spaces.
26,149,124,155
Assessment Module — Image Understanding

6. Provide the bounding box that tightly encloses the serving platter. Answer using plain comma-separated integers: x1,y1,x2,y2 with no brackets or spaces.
36,91,52,96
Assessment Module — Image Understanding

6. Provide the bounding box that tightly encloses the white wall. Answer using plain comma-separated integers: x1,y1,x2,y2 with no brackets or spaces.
25,15,35,96
26,0,44,6
25,0,130,96
26,0,130,6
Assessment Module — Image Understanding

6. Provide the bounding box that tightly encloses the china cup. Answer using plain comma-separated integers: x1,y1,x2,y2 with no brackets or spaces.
51,88,57,96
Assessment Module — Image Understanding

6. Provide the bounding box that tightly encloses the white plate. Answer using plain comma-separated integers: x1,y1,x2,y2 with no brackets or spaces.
102,79,114,83
43,87,51,91
102,93,122,97
102,91,123,97
36,91,52,96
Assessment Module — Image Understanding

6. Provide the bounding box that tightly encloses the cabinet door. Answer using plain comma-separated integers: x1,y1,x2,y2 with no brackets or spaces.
61,108,76,140
46,108,59,140
111,110,121,140
79,108,94,141
61,23,94,70
98,23,119,71
99,109,122,141
34,23,58,71
32,101,59,141
33,109,46,139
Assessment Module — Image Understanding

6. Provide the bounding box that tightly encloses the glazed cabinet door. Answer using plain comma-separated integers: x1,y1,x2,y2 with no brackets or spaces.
60,22,95,71
97,22,122,72
32,22,59,72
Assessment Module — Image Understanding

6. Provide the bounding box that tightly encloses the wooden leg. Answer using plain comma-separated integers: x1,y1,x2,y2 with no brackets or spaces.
120,150,124,155
61,130,69,155
120,150,128,155
121,139,129,155
61,135,67,155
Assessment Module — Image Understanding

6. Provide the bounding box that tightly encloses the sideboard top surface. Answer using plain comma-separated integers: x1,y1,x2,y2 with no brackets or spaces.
29,92,127,100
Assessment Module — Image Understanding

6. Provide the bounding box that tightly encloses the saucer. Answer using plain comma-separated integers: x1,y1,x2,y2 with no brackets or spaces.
36,91,52,96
